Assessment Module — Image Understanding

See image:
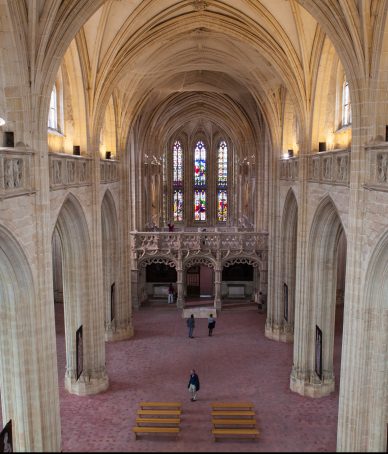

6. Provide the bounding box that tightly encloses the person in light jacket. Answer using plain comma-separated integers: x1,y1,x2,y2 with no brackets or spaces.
208,313,216,336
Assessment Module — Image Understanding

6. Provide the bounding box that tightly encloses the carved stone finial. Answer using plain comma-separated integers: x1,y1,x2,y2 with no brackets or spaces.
192,0,208,11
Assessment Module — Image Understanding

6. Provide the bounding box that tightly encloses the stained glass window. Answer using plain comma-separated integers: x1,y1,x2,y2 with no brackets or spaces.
217,190,227,222
217,141,228,222
218,141,227,187
194,190,206,221
173,140,183,222
173,140,183,184
194,141,206,186
173,189,183,222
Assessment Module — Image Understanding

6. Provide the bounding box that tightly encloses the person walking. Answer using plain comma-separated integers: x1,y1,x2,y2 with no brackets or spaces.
187,314,195,338
208,313,216,336
187,369,200,401
167,283,174,304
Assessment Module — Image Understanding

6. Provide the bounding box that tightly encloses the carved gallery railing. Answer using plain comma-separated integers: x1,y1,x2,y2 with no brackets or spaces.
307,149,350,185
100,159,119,184
131,231,268,263
364,144,388,191
49,153,92,190
0,147,34,199
280,157,299,181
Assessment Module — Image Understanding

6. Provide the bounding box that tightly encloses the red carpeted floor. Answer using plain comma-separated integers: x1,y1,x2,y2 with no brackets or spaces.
54,301,342,452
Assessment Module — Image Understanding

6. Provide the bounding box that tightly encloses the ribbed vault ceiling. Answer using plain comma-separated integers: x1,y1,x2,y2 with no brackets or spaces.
77,0,321,147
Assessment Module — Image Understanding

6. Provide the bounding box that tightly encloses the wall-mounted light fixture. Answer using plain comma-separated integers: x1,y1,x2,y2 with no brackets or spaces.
288,149,294,158
105,151,112,160
73,145,81,155
319,141,327,152
0,117,5,127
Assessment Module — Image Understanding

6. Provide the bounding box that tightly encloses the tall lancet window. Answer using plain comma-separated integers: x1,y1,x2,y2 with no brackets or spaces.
194,140,206,221
342,77,351,127
48,84,58,130
173,140,183,222
217,140,228,222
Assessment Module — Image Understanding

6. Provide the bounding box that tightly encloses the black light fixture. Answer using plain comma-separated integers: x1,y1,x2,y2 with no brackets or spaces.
105,151,112,159
4,131,14,147
385,125,388,142
73,145,80,155
319,141,327,152
288,149,294,158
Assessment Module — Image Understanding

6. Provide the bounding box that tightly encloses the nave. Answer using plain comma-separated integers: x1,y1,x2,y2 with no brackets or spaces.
53,304,341,452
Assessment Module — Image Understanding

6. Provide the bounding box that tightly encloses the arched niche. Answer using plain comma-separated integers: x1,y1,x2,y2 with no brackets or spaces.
101,190,119,340
53,194,108,395
0,226,60,450
291,196,346,398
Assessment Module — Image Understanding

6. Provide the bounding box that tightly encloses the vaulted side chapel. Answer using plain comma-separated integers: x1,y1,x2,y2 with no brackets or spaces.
0,0,387,452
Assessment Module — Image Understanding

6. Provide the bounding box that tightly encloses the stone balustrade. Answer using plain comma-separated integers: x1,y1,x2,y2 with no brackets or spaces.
131,231,268,262
0,147,34,199
307,149,350,185
280,157,299,181
364,143,388,191
49,153,92,189
100,159,119,183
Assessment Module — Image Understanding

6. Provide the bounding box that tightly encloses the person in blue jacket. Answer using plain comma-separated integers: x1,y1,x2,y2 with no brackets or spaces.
188,369,200,401
187,314,195,338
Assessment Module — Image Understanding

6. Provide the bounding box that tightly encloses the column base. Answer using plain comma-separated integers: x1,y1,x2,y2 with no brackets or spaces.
214,298,222,310
290,367,335,398
177,298,184,309
265,321,294,343
65,369,109,396
105,323,134,342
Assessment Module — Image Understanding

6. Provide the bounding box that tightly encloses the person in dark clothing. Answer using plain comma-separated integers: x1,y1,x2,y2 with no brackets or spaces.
167,283,174,304
208,313,216,336
187,314,195,338
187,369,200,401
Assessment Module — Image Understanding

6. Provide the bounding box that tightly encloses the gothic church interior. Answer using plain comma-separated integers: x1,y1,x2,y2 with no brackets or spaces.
0,0,387,451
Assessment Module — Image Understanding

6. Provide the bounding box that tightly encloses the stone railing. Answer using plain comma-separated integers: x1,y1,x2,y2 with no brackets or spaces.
0,147,34,199
100,159,119,183
280,157,299,181
49,153,92,190
308,149,350,185
364,143,388,191
131,231,268,263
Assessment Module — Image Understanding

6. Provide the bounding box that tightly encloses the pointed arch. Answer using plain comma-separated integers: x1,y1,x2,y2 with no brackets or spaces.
53,193,108,394
305,195,346,394
101,190,119,339
281,189,298,336
338,230,388,451
0,226,60,450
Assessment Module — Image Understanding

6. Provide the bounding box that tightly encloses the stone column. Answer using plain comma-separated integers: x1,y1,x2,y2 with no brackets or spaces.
213,267,222,310
265,132,284,341
65,149,109,396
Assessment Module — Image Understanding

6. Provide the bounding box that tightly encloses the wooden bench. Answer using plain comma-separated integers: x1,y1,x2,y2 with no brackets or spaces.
211,402,254,410
140,401,181,410
212,428,260,441
212,418,256,428
133,426,180,439
137,409,182,417
135,417,180,427
211,410,255,418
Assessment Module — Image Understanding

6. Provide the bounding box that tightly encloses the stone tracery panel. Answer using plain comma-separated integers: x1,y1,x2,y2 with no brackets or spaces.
306,149,350,186
49,153,92,189
0,149,34,198
139,256,177,269
364,145,388,191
